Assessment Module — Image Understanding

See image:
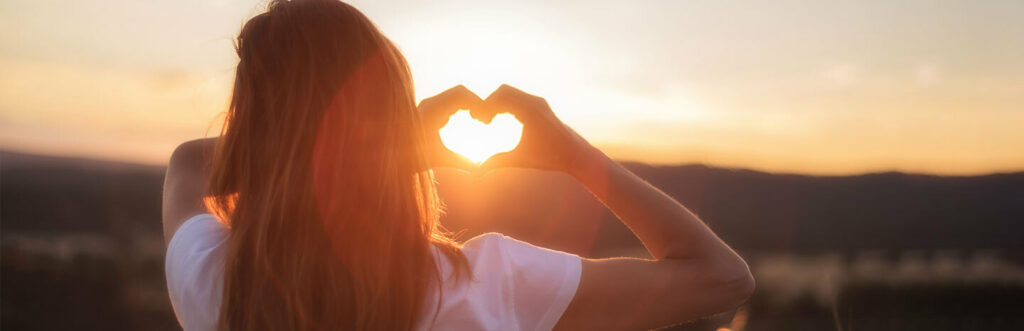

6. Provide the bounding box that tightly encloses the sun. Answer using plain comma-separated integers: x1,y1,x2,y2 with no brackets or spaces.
438,110,523,163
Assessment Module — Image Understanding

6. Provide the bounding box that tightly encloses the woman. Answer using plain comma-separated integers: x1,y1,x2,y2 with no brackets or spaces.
162,0,753,330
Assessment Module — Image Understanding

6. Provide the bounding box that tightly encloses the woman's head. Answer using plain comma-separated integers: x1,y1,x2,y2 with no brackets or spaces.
205,0,465,329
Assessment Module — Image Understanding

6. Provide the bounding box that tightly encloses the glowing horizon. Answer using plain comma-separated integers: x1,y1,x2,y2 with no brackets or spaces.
1,0,1022,175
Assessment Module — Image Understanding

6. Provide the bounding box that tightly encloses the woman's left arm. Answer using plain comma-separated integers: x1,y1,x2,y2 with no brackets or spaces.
161,138,217,246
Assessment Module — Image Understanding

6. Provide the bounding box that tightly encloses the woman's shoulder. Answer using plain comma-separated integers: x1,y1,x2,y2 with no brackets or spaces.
449,231,582,296
460,232,506,252
164,213,229,296
165,213,229,281
426,232,582,331
460,232,579,264
167,214,229,254
164,213,229,331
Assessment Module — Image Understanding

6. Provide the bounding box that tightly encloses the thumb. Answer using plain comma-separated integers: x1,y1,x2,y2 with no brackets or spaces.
441,150,477,172
479,151,518,172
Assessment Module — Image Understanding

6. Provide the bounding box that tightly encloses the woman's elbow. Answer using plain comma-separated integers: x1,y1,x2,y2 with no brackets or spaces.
686,255,754,310
724,265,755,307
664,257,755,318
714,258,755,308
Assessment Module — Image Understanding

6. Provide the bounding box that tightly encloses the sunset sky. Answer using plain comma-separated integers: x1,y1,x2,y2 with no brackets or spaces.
1,0,1022,175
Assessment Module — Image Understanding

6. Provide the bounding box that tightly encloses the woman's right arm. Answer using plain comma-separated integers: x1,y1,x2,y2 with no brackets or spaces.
474,85,754,330
162,138,217,246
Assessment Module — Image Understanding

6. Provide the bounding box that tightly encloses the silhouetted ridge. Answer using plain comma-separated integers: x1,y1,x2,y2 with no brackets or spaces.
3,150,1022,253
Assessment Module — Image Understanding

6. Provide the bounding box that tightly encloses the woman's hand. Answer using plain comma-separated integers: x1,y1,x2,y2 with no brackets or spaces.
418,85,482,171
471,84,599,175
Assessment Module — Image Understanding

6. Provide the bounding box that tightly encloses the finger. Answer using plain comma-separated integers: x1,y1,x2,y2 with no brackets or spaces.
420,86,483,130
471,84,514,123
424,144,475,172
494,83,530,97
442,150,478,171
478,151,518,172
422,85,482,114
474,84,540,124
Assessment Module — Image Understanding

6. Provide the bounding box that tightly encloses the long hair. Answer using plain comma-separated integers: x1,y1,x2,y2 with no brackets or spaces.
204,1,467,329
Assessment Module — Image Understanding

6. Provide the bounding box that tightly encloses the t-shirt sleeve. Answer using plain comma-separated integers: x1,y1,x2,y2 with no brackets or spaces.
462,233,582,331
165,213,229,331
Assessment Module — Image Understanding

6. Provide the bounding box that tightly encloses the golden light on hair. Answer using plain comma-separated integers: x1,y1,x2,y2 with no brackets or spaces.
439,110,523,163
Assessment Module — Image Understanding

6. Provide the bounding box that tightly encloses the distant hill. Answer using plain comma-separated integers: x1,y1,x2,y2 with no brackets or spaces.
434,163,1024,258
1,151,165,236
3,150,1023,257
616,163,1024,253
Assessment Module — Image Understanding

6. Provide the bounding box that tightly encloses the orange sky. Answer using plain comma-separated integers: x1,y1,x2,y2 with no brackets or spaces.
1,0,1022,175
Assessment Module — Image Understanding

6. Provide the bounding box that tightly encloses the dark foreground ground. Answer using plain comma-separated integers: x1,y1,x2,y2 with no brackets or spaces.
3,150,1023,330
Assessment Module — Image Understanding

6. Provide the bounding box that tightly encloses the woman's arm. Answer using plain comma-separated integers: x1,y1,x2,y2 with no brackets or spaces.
558,150,754,330
474,85,754,330
161,137,217,246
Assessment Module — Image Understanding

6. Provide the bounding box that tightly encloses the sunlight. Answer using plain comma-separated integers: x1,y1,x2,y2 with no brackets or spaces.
438,110,523,163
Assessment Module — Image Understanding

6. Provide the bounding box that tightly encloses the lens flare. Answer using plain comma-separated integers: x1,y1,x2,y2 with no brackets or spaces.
438,110,523,163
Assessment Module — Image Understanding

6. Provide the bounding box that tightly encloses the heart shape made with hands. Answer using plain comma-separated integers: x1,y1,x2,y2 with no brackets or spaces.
439,110,523,163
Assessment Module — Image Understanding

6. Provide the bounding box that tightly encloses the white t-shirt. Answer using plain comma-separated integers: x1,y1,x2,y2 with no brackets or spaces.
165,214,582,331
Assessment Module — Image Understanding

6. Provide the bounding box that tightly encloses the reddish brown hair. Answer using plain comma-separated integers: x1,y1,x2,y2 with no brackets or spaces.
205,0,466,329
